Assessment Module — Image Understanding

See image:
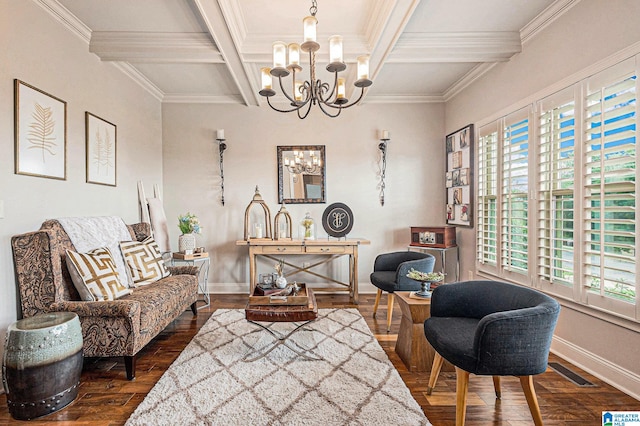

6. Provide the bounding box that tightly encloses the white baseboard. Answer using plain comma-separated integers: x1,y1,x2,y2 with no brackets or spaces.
551,335,640,400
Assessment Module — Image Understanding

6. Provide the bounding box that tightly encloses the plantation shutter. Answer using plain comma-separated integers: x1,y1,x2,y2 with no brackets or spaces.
477,123,499,266
501,108,530,274
583,62,637,312
538,88,576,290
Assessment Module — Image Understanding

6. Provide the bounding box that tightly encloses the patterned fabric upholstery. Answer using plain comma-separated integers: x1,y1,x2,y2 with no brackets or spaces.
66,247,132,300
11,219,199,371
120,237,170,286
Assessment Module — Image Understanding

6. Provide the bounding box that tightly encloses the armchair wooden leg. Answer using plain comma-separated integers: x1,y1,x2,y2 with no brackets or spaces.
519,375,543,426
493,376,501,399
124,355,136,381
386,293,395,332
455,367,470,426
427,352,444,395
373,289,382,318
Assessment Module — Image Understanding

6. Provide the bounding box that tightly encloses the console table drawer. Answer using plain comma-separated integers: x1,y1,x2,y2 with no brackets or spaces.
305,246,346,254
257,246,304,254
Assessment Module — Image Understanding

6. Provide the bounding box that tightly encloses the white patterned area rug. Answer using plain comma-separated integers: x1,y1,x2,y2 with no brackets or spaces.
126,308,431,426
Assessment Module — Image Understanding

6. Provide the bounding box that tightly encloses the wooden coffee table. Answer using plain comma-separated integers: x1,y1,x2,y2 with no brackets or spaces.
244,288,319,361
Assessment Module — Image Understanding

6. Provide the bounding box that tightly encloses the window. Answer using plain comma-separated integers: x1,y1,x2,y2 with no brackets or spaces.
538,88,576,297
477,125,498,267
476,57,639,321
583,71,636,316
501,109,530,275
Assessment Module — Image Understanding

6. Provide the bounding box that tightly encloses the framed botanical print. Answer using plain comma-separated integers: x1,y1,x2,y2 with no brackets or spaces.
86,112,117,186
14,79,67,180
445,124,474,227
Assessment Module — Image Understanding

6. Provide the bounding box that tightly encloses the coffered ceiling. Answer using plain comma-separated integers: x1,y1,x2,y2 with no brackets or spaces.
41,0,576,105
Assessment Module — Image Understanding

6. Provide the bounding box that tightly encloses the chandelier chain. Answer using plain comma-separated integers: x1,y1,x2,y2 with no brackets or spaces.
310,0,317,16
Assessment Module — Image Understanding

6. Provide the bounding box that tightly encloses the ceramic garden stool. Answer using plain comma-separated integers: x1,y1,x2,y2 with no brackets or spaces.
2,312,83,420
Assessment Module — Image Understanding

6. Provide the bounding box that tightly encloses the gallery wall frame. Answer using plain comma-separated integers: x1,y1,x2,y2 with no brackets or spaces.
445,124,474,227
85,112,117,186
14,79,67,180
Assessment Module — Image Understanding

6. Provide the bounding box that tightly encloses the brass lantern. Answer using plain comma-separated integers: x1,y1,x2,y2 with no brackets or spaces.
274,203,293,240
243,186,272,240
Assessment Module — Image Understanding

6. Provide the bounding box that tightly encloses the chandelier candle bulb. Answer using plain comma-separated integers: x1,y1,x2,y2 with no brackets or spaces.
381,130,389,140
217,129,225,139
303,15,317,43
288,43,301,69
261,67,272,90
273,41,287,69
294,80,303,101
329,35,343,64
357,55,370,80
337,78,346,99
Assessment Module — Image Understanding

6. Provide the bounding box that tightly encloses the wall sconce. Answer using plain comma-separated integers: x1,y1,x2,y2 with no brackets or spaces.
216,129,226,206
378,130,390,206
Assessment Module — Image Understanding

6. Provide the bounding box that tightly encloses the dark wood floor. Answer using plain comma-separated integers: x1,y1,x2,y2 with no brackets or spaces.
1,293,639,425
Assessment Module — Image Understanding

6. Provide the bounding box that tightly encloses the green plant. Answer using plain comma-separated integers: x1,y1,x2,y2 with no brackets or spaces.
178,212,201,234
406,269,445,282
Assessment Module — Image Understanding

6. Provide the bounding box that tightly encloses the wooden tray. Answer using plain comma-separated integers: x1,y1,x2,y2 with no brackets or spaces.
172,252,208,260
249,283,309,306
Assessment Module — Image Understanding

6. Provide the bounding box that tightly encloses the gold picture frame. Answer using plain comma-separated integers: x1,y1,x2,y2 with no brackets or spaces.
14,79,67,180
86,112,117,186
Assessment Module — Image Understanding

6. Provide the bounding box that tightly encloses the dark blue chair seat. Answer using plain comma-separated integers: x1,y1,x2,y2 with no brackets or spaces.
424,280,560,426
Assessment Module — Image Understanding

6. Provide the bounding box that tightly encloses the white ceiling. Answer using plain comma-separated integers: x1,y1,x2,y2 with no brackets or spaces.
44,0,575,105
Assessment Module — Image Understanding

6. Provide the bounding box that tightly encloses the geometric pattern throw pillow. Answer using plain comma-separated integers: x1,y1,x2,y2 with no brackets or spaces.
119,236,170,286
65,247,133,301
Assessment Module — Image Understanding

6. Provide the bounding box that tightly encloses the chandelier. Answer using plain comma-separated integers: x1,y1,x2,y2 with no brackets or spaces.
258,0,373,119
284,150,322,177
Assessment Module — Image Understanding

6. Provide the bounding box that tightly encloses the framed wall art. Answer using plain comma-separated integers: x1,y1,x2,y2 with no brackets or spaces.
86,112,117,186
14,79,67,180
445,124,473,227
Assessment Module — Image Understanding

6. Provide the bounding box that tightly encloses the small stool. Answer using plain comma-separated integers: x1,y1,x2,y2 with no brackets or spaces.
2,312,83,420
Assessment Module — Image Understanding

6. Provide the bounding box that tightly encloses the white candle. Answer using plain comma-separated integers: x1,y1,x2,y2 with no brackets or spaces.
255,223,263,239
217,129,225,139
381,130,389,140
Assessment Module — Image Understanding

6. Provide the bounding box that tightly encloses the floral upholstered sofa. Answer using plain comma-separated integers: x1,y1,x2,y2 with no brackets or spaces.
11,219,199,380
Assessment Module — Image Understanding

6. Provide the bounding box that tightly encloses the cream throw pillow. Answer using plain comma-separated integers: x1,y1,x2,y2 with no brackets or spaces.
120,237,170,286
66,247,132,301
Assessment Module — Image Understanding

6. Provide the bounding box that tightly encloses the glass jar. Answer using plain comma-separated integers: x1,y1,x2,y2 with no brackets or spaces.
300,212,315,240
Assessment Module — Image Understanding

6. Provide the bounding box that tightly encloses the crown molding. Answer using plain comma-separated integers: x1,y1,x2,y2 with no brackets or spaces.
33,0,91,44
112,62,164,101
365,94,445,104
390,32,521,63
443,62,498,102
162,93,244,104
521,0,582,45
89,32,223,63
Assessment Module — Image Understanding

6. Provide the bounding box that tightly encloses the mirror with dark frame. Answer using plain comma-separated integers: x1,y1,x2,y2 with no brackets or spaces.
277,145,326,204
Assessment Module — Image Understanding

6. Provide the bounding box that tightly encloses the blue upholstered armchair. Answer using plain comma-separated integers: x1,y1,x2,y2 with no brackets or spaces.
424,280,560,426
370,251,435,331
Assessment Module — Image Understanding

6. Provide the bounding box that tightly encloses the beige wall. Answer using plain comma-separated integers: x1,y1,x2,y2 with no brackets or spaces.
0,1,163,360
161,102,445,292
445,0,640,397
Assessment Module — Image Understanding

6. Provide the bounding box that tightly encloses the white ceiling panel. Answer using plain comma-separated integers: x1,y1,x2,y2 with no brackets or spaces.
41,0,577,105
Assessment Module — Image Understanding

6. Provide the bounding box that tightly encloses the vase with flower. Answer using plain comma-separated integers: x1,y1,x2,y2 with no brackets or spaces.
274,259,287,288
178,212,202,254
300,212,315,240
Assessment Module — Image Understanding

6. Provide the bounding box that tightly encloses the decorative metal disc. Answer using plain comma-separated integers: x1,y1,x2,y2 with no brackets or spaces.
322,203,354,238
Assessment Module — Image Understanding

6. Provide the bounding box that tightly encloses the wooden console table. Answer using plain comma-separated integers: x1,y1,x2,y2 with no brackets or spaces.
236,238,370,304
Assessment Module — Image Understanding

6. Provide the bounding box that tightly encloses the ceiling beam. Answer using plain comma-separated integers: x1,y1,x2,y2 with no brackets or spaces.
388,32,522,63
89,32,224,63
192,0,260,107
363,0,422,103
